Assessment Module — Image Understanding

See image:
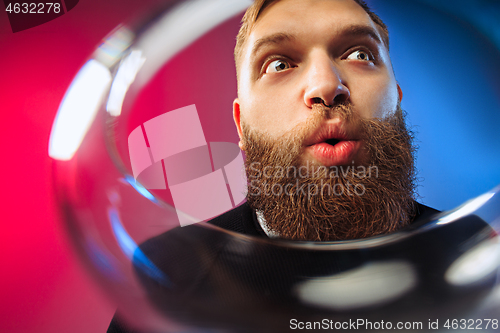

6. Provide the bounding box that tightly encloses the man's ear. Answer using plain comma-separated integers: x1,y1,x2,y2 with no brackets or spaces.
397,83,403,103
233,98,245,151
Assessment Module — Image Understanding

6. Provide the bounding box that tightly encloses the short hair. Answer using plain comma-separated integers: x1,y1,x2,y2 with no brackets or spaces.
234,0,390,79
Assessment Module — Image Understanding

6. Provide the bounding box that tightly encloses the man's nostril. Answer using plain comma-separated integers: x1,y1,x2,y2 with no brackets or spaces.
312,97,333,108
312,97,323,105
333,94,347,105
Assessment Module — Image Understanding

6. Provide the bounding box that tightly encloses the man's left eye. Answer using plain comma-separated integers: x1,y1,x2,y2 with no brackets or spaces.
265,59,291,73
346,50,372,61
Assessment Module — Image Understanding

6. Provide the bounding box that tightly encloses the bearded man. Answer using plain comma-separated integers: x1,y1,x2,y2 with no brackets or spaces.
109,1,482,332
212,0,438,241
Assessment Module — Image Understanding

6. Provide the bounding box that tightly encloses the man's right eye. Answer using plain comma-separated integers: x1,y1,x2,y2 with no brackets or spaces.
265,59,291,74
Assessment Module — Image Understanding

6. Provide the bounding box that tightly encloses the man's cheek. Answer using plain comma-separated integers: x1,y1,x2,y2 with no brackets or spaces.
370,84,399,118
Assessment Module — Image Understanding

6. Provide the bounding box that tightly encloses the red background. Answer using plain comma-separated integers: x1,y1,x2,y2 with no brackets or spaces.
0,1,164,332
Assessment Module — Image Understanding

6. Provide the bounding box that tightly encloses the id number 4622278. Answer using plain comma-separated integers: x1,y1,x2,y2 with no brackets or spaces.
5,3,62,14
444,319,498,330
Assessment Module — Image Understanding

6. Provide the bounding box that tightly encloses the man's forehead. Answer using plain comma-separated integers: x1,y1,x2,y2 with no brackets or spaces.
256,0,367,22
245,0,380,55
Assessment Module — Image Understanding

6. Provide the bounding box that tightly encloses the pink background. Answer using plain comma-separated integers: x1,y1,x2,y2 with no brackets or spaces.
0,1,171,332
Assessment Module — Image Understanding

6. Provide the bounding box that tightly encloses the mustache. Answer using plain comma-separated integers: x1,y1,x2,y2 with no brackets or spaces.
241,101,358,151
241,101,403,158
310,101,355,122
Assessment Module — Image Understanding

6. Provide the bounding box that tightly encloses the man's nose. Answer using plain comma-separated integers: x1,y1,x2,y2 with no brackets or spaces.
303,57,350,108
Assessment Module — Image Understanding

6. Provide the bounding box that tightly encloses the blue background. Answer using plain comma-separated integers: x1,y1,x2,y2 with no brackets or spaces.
369,0,500,211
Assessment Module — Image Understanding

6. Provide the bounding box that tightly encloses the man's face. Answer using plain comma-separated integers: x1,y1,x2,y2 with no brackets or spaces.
234,0,401,167
233,0,415,241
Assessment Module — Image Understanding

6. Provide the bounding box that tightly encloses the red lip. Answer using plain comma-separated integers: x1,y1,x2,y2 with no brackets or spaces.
305,122,362,166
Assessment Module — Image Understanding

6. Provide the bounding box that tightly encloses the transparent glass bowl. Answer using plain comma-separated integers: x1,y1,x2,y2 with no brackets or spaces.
49,1,500,331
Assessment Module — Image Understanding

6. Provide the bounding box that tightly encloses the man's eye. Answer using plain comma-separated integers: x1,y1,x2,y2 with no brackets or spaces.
265,59,291,73
346,50,372,61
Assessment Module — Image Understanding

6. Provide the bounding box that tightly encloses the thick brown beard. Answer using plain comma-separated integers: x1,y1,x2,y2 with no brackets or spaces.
242,103,417,241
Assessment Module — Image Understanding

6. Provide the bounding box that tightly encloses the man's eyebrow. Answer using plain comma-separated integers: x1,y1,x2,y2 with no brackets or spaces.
249,25,382,61
341,24,382,45
250,32,296,59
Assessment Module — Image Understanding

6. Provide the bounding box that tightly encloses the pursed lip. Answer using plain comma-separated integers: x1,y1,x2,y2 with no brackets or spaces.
304,121,362,166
